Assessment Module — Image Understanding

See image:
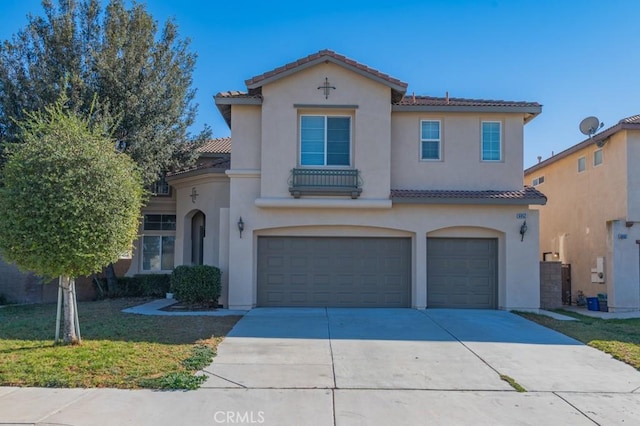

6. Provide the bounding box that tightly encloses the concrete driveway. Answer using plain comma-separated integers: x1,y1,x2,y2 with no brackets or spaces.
2,308,640,425
201,308,640,424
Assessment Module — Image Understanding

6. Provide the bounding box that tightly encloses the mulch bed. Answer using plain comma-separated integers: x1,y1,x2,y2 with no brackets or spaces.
160,301,222,312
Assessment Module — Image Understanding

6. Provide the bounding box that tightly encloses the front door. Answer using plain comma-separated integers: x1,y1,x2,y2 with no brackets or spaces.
191,211,205,265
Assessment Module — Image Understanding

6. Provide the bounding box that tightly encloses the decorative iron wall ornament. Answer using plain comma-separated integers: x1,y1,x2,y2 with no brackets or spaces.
190,187,199,203
317,77,336,99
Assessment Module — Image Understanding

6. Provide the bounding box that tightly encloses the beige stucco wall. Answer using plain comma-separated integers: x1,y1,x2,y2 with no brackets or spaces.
525,130,637,310
626,130,640,221
259,62,392,200
391,113,525,191
225,198,540,311
127,173,231,305
230,105,261,170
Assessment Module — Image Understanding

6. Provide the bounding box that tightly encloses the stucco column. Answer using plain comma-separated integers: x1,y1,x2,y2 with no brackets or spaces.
227,215,254,310
415,234,427,309
218,208,230,308
609,220,640,312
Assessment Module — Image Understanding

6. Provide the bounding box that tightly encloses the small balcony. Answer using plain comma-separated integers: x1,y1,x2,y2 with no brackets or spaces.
289,168,362,199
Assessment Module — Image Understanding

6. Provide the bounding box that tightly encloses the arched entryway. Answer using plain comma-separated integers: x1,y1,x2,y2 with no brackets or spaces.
191,211,206,265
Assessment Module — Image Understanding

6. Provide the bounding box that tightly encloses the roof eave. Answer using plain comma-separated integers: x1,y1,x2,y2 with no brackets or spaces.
166,166,229,182
391,197,547,206
214,96,263,129
392,104,542,119
246,55,408,95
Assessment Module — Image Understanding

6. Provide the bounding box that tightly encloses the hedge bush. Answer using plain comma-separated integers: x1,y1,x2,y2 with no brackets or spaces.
94,274,171,298
170,265,221,305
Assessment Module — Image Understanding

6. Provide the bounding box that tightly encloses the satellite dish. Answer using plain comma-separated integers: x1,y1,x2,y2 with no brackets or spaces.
579,116,604,138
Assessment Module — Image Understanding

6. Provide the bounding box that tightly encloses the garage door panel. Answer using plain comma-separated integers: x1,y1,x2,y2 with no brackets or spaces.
427,238,497,309
258,237,410,307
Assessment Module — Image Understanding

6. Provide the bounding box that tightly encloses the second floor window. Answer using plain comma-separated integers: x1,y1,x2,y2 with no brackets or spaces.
481,121,502,161
300,115,351,166
151,175,170,196
421,120,441,160
578,156,586,172
594,149,603,166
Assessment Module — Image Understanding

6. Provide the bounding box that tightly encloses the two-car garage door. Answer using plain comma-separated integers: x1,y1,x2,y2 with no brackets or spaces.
257,236,498,309
257,237,411,307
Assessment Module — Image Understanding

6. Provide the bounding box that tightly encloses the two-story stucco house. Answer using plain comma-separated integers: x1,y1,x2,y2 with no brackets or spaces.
126,49,545,310
525,116,640,312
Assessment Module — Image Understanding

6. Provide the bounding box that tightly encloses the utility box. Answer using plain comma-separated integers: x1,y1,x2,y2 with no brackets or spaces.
591,256,605,283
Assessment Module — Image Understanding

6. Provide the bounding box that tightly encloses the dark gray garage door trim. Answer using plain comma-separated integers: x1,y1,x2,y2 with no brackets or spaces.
258,236,411,308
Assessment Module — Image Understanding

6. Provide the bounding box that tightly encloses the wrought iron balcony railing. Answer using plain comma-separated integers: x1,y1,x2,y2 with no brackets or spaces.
288,168,362,199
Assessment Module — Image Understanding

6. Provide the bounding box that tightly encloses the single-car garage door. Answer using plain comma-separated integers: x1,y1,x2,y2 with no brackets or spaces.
258,237,411,307
427,238,498,309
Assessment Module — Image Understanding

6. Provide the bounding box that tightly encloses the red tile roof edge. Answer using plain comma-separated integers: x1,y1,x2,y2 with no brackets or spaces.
244,49,408,90
391,187,547,203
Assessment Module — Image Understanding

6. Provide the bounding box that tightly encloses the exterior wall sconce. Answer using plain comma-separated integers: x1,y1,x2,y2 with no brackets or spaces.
520,220,528,242
237,217,244,238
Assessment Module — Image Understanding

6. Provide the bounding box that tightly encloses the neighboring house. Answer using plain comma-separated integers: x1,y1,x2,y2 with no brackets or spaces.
524,116,640,312
127,49,545,310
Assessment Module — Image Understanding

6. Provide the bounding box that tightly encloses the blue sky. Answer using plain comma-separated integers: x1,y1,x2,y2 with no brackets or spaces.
1,0,639,168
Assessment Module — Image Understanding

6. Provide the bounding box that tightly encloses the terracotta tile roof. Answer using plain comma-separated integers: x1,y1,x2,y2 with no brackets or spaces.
244,49,408,92
167,157,230,178
391,187,547,205
215,91,262,100
395,95,540,108
619,114,640,124
198,137,231,154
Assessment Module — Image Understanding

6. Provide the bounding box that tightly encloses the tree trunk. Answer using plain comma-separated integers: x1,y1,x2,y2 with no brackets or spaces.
105,262,117,296
60,275,80,345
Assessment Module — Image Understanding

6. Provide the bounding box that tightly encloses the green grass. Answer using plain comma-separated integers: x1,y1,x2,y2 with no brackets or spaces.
499,374,526,392
0,298,241,389
519,311,640,369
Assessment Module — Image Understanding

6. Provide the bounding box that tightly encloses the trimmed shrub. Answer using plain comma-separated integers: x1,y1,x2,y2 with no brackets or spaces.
94,274,170,298
170,265,221,304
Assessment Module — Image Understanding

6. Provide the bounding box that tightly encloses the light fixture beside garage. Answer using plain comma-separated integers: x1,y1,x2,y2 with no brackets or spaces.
520,220,528,242
237,217,245,238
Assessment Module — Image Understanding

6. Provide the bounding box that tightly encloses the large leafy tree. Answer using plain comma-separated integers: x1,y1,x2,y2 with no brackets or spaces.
0,0,210,184
0,99,144,344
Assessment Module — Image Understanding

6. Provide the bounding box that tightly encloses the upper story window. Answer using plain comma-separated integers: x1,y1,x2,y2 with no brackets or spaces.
420,120,441,161
481,121,502,161
300,115,351,166
532,176,545,186
143,214,176,231
578,156,586,172
151,175,170,196
594,149,603,166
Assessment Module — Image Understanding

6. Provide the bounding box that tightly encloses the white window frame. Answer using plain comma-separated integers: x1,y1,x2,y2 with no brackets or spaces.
578,156,586,173
420,119,442,161
141,214,176,272
481,121,502,162
299,114,352,167
593,149,603,166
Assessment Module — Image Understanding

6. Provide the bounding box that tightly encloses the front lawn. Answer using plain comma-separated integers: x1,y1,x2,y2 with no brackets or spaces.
519,311,640,369
0,298,241,389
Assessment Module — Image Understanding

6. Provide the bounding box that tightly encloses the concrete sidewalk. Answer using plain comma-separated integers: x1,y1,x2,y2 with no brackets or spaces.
2,308,640,425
